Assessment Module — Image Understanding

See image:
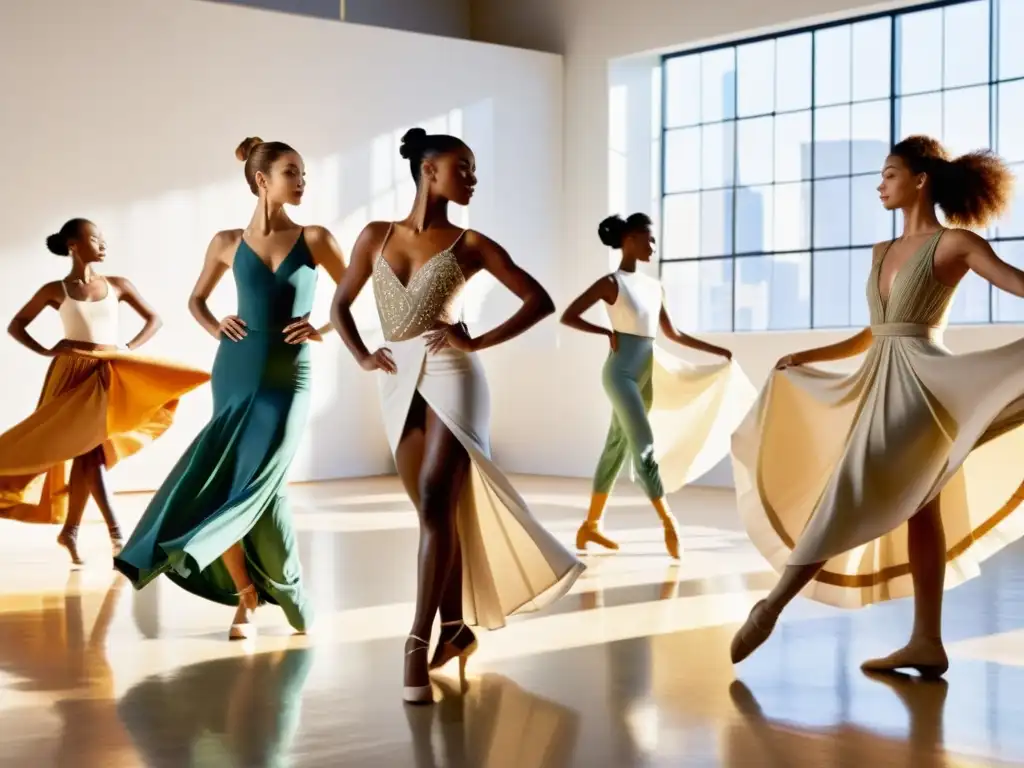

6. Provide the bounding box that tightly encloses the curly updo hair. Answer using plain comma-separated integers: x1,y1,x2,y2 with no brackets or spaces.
399,127,467,183
891,135,1014,229
598,213,653,249
45,218,91,257
235,136,298,196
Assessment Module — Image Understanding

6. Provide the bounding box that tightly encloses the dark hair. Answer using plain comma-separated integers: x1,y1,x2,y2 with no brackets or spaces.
598,213,653,249
399,127,466,183
235,136,298,196
45,218,91,256
891,135,1014,229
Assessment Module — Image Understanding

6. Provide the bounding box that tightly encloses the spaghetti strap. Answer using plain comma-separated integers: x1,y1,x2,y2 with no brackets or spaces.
379,222,396,257
448,228,469,252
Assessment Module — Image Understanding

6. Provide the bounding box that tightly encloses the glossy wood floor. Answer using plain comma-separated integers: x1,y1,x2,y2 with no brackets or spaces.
1,476,1023,767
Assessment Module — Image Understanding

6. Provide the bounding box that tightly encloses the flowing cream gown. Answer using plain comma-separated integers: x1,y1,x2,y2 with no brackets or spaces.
372,225,585,629
732,229,1024,607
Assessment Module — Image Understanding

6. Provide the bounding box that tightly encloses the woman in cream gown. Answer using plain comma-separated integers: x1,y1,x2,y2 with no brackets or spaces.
332,127,584,704
731,135,1024,677
561,212,753,558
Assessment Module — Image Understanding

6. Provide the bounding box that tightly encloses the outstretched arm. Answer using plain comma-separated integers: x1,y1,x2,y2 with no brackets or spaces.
456,232,555,353
110,277,162,350
959,228,1024,297
783,329,874,367
7,283,62,357
330,223,395,373
560,276,617,342
659,300,731,359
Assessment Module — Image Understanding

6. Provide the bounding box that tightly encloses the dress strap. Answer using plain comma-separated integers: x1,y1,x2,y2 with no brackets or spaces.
447,229,469,252
379,222,395,258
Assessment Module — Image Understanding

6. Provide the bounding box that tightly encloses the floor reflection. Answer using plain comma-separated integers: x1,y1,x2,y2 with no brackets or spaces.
117,648,313,767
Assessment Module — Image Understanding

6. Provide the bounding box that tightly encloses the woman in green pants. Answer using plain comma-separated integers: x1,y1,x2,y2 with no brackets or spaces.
115,137,346,639
561,213,749,558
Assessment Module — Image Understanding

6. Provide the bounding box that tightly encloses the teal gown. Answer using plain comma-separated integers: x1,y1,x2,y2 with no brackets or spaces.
115,233,316,631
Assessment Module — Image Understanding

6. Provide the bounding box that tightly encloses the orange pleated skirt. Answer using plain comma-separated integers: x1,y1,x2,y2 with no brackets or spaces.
0,349,209,524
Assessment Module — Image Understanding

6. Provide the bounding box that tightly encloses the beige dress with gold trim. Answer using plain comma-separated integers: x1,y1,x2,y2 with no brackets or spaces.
371,225,585,629
732,228,1024,608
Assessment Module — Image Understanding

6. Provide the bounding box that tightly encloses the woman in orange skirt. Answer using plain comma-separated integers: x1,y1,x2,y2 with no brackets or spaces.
0,218,209,564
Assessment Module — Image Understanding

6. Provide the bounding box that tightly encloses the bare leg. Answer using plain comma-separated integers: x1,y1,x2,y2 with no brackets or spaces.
81,447,123,552
404,404,471,699
57,456,92,566
222,542,257,638
862,498,949,676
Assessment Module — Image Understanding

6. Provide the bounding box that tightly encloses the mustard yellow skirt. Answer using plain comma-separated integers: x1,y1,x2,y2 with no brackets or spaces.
0,349,209,524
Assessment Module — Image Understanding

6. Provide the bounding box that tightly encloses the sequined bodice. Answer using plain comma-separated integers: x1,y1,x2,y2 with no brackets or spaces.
867,229,955,328
372,229,467,342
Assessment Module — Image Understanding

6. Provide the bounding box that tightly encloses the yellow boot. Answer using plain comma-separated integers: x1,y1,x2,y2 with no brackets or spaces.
576,492,620,552
651,497,681,560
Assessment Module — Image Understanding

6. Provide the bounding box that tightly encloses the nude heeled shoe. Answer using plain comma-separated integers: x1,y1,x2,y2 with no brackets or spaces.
404,635,434,705
428,620,478,681
229,584,259,641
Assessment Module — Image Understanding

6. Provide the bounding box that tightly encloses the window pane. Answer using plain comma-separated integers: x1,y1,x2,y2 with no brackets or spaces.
852,18,892,102
738,40,775,117
897,93,942,141
814,105,852,178
993,241,1024,322
812,248,873,327
738,116,774,186
736,185,774,253
702,48,737,122
814,177,851,248
944,1,989,88
897,8,943,95
735,252,810,330
851,174,894,244
662,259,734,332
702,121,735,188
815,25,852,106
664,128,701,193
851,100,890,174
665,55,701,128
998,81,1024,162
662,193,700,259
995,163,1024,237
943,86,990,158
999,0,1024,80
609,151,626,214
947,269,991,324
776,33,812,112
775,182,812,250
701,189,734,256
774,111,812,182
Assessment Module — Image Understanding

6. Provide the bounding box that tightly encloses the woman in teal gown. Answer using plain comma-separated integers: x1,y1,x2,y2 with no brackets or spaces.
115,137,346,638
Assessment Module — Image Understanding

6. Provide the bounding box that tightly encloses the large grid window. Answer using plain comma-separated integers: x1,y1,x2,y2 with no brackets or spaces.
660,0,1024,332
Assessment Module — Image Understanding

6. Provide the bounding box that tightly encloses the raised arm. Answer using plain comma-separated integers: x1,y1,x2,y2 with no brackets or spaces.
109,277,162,350
330,222,395,373
560,276,617,344
659,298,732,360
188,230,245,341
453,231,555,353
7,283,62,357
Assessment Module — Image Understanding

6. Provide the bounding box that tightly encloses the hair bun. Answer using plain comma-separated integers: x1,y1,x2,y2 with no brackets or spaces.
598,215,627,248
235,136,264,162
45,233,69,256
400,128,428,159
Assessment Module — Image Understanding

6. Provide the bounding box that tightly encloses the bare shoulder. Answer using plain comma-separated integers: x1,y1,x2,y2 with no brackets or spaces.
353,220,395,255
301,225,333,243
38,280,65,303
209,228,243,261
105,275,132,296
941,227,987,250
871,239,894,261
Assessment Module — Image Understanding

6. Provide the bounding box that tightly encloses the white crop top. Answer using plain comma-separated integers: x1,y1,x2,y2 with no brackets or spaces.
59,278,120,345
605,270,662,338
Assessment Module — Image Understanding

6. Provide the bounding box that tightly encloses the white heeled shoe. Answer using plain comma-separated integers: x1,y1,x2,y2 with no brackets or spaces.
229,584,258,641
403,634,434,705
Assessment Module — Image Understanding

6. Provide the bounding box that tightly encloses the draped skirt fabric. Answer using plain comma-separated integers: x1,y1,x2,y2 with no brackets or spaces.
0,350,209,524
378,335,585,630
732,330,1024,608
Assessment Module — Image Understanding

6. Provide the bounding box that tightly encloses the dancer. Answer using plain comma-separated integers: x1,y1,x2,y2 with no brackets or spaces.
0,219,209,564
331,127,584,704
731,135,1024,676
115,137,345,639
561,213,751,558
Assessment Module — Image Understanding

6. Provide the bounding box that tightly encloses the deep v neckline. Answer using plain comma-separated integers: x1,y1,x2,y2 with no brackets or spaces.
378,226,467,290
876,230,941,311
241,230,305,277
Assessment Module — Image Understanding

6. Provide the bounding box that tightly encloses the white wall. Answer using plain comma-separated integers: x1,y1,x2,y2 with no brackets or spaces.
468,0,1024,487
0,0,562,492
